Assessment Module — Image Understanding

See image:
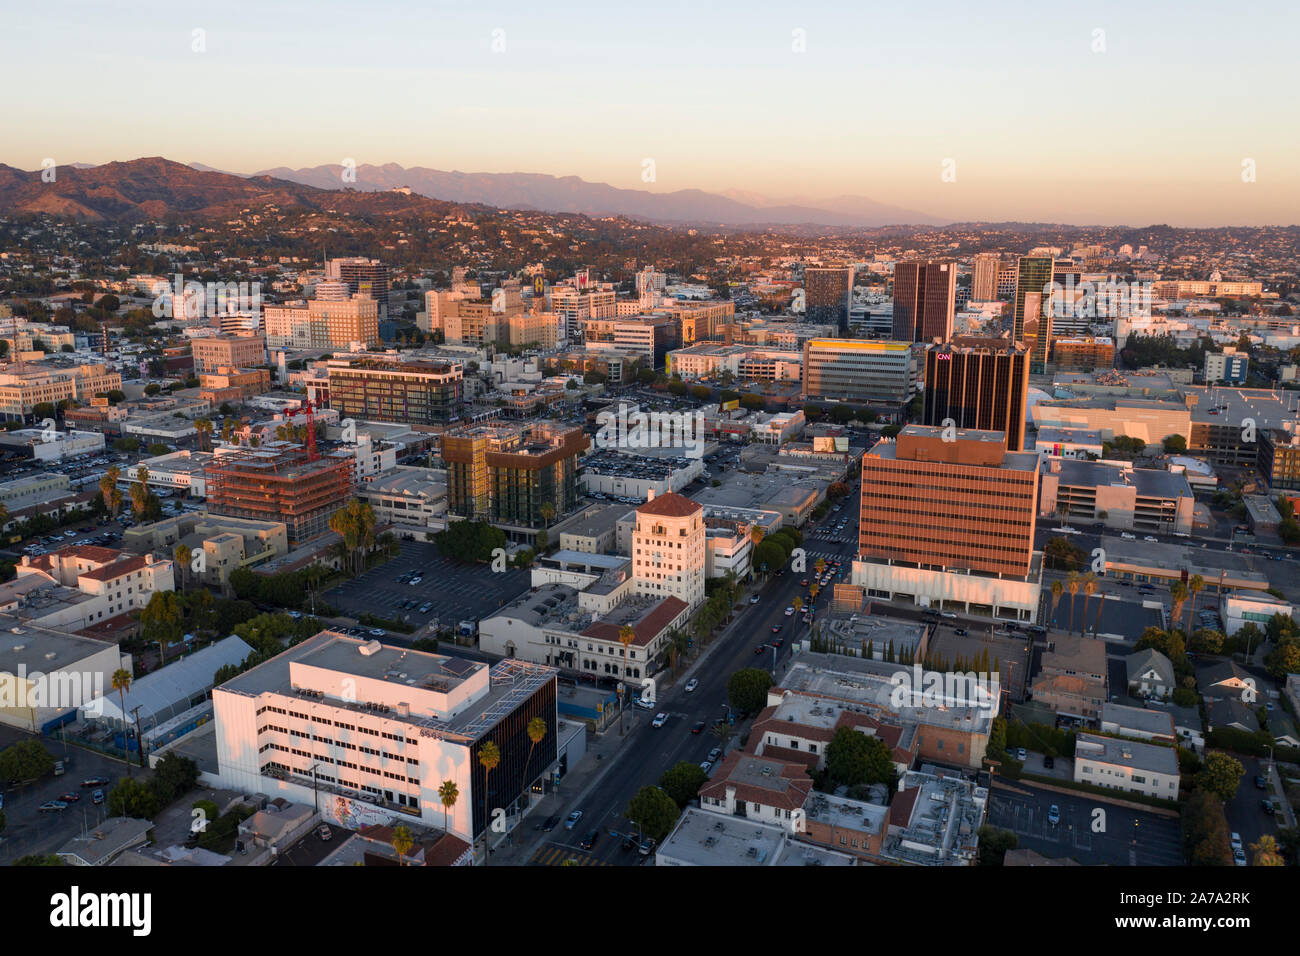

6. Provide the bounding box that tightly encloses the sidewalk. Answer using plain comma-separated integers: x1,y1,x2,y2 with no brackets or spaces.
486,579,768,864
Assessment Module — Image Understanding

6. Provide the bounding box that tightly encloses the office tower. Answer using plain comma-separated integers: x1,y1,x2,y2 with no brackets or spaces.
1013,255,1055,372
923,337,1030,450
311,294,380,348
632,489,705,610
327,257,390,316
892,260,956,342
972,254,1000,301
191,333,267,373
327,357,464,425
804,265,854,332
858,425,1039,579
802,339,917,406
441,420,588,526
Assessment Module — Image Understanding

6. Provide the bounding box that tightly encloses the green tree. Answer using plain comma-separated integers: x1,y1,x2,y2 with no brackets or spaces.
107,776,161,819
111,668,133,776
824,726,896,790
0,739,55,784
438,779,459,834
726,667,773,714
391,825,414,866
625,786,680,843
659,761,709,808
478,741,501,859
1195,751,1245,802
976,826,1018,866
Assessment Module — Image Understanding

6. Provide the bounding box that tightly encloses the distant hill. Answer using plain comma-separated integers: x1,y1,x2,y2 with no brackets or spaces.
251,162,946,228
0,157,464,222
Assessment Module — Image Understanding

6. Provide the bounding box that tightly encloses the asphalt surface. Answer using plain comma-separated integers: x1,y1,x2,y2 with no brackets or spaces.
512,491,864,866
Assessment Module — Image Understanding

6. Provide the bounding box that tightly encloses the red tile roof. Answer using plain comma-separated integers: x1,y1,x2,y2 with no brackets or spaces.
698,751,814,812
57,545,123,563
582,596,687,647
80,553,151,582
636,491,701,518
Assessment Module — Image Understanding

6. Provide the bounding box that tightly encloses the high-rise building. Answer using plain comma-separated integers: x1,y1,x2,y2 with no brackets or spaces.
802,339,918,407
327,357,464,426
892,260,956,342
923,337,1030,451
858,425,1039,577
971,254,1001,301
804,265,854,332
632,489,705,610
192,333,267,373
327,257,389,316
1013,255,1055,372
440,420,588,527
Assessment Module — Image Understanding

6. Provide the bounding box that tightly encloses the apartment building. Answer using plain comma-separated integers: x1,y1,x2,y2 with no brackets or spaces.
198,366,272,405
631,490,705,610
0,545,175,632
192,333,267,374
1031,635,1108,721
0,363,123,421
327,358,464,426
122,511,289,588
440,420,587,528
1073,732,1180,800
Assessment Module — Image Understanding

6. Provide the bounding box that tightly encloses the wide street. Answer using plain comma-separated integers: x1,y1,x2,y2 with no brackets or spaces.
510,491,863,865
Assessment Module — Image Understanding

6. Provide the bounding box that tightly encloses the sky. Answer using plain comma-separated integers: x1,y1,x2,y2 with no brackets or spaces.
4,0,1299,226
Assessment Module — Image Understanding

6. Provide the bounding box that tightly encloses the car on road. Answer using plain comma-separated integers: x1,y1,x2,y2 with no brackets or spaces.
772,638,784,647
1047,804,1060,826
82,777,110,787
800,580,809,587
92,789,105,805
317,825,333,841
638,838,656,856
691,720,706,734
954,628,968,637
708,747,722,762
754,643,767,654
1144,536,1159,542
59,791,80,803
1230,832,1244,853
537,814,561,832
652,712,668,728
784,606,795,616
1120,532,1136,540
749,595,759,604
1016,748,1027,761
1261,799,1276,815
770,624,782,633
580,828,599,850
39,800,69,812
685,679,698,693
1234,847,1248,866
1256,774,1268,789
564,810,583,830
940,611,957,619
635,695,655,709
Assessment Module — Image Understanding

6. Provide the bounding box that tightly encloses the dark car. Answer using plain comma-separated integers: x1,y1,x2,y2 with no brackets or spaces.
954,628,968,637
1255,775,1267,790
81,776,111,788
772,639,784,648
621,835,637,851
537,813,561,832
580,829,600,850
691,721,706,734
770,624,782,633
754,643,767,654
1043,755,1055,769
59,791,80,803
1261,799,1276,815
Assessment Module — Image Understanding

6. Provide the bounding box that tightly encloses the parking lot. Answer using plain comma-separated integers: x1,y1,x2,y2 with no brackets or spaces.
987,780,1184,866
0,727,140,864
327,539,531,631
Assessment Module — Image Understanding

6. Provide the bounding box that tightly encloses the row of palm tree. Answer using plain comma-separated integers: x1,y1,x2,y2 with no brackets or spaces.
328,499,379,577
1051,570,1207,638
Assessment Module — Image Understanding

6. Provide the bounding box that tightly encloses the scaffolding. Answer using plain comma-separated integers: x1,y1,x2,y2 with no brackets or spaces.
205,444,353,545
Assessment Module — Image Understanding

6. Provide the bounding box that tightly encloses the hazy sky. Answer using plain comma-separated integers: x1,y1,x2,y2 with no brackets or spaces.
5,0,1298,225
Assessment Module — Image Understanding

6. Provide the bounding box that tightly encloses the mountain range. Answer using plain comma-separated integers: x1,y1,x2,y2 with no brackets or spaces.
247,162,946,228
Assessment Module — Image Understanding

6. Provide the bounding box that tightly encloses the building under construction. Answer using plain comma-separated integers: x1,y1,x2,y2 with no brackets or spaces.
205,443,354,547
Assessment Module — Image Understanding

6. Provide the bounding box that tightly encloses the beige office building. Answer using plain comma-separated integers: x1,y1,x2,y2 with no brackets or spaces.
632,490,705,611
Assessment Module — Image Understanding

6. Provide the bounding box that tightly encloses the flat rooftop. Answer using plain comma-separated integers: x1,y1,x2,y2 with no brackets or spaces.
1075,732,1179,775
658,808,789,866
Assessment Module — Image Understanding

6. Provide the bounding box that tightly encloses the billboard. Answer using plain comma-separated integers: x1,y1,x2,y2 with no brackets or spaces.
533,275,545,297
721,399,739,412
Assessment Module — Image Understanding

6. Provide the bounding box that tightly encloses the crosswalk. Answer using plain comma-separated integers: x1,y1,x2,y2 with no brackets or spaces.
529,844,608,867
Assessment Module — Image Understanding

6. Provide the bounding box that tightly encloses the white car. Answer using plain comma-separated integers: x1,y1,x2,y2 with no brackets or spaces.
685,679,698,693
1143,536,1158,543
1230,832,1243,852
652,712,668,728
635,695,656,709
1234,848,1248,866
1120,533,1137,540
941,611,957,620
784,606,795,616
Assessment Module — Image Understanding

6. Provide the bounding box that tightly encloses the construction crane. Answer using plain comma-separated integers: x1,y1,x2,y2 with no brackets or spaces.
300,398,319,460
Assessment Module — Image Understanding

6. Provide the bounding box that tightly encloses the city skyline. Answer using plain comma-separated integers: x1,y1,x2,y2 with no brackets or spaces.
4,0,1298,227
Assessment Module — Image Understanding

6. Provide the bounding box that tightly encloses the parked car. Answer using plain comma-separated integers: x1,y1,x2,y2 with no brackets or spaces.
92,789,105,805
39,801,69,812
1043,755,1055,769
1047,804,1060,826
1255,774,1268,789
784,606,795,616
81,776,110,787
537,814,560,832
638,838,656,856
700,761,713,773
708,747,722,762
1016,748,1027,761
317,825,333,841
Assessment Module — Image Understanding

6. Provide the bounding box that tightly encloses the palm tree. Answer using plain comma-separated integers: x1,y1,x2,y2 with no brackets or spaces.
174,544,192,591
1170,580,1188,633
1050,579,1064,629
1081,573,1097,638
111,668,133,776
793,596,803,615
391,824,414,866
194,417,213,451
100,466,122,519
1184,574,1204,634
1066,572,1080,635
438,780,459,834
749,525,763,547
618,624,636,732
814,558,826,577
539,501,555,529
478,742,501,860
0,501,9,535
521,717,547,804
